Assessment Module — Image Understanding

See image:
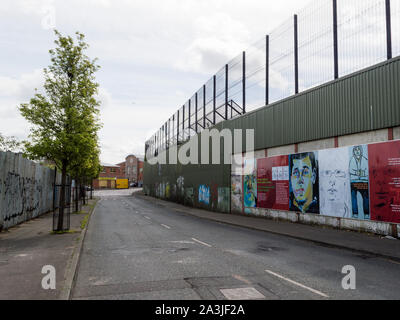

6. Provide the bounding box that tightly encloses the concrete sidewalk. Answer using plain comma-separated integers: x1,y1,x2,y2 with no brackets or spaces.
134,193,400,261
0,199,98,300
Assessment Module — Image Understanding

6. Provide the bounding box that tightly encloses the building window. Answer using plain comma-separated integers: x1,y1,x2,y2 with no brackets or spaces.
110,168,116,173
101,167,106,173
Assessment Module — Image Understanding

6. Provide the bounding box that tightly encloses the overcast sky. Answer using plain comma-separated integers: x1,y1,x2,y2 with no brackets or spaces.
0,0,315,164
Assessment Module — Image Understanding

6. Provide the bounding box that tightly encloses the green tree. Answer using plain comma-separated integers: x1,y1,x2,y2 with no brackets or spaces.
19,30,102,231
0,133,21,152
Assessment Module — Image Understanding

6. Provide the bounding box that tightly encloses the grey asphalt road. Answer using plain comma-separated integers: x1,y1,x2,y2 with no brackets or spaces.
72,191,400,300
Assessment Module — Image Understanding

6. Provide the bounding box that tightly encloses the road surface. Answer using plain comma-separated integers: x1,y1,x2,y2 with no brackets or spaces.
72,190,400,300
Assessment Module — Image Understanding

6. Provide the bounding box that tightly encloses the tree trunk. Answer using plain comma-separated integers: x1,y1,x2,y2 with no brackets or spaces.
57,164,67,231
75,177,79,213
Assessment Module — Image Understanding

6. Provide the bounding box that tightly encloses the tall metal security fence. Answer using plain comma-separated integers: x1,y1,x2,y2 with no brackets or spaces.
145,0,400,158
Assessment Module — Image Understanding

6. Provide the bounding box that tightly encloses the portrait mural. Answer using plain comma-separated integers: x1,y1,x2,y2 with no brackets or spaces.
319,148,352,218
349,145,370,220
289,152,319,214
369,140,400,223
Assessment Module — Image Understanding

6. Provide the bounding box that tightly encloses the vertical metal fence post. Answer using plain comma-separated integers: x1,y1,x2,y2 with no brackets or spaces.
188,100,191,136
266,35,270,105
165,122,168,149
294,14,299,95
213,75,216,125
203,85,206,128
333,0,339,79
195,92,198,133
182,105,185,141
177,110,180,144
52,167,57,212
386,0,392,60
242,51,246,114
225,64,228,120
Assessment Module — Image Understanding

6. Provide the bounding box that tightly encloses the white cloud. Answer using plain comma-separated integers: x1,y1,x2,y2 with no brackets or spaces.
0,69,43,100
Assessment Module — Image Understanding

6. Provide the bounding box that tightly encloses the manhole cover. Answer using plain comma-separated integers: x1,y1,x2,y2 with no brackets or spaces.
220,287,265,300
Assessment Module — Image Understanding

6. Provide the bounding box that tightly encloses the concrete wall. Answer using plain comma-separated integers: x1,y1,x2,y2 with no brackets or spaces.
267,145,296,157
338,129,388,147
0,151,57,231
394,126,400,140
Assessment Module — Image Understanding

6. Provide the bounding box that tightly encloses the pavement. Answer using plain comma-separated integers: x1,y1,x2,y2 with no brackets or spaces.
72,190,400,300
0,198,98,300
134,192,400,262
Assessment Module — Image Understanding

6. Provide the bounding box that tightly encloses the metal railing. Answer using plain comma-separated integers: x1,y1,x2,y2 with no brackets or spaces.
145,0,399,159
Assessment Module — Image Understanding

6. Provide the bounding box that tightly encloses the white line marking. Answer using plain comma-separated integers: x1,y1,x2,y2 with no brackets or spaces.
192,238,212,248
161,224,171,229
144,216,151,220
265,270,329,298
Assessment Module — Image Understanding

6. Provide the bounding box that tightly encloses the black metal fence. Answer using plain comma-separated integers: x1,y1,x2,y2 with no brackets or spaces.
145,0,400,159
52,174,93,232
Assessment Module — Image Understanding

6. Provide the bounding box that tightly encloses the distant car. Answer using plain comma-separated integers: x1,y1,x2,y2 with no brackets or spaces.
85,186,94,191
130,182,138,188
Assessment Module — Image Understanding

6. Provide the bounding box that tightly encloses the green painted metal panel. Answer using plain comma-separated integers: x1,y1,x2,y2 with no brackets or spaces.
144,57,400,212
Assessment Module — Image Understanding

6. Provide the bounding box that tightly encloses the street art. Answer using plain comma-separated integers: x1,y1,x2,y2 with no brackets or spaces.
218,188,230,213
369,141,400,223
177,176,184,196
257,156,289,211
244,175,257,209
231,175,243,213
0,151,55,230
198,185,210,205
165,183,171,199
349,145,370,220
184,187,194,207
289,152,319,214
319,148,352,218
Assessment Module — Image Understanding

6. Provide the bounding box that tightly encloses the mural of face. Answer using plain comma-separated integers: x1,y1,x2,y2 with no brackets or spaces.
353,146,363,160
321,169,347,202
291,156,316,203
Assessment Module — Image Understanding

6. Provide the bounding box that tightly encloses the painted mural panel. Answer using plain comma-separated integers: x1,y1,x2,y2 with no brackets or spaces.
198,185,210,205
243,159,257,209
319,148,352,218
218,188,230,213
289,152,319,214
231,175,243,213
184,187,194,207
257,156,289,211
349,145,370,220
369,140,400,223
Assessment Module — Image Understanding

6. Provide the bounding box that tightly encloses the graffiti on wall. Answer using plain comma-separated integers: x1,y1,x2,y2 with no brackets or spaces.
319,148,352,218
289,152,319,214
369,141,400,223
177,176,184,197
218,187,230,213
0,151,55,231
185,187,194,207
349,145,370,220
243,159,257,209
231,175,243,213
198,185,210,205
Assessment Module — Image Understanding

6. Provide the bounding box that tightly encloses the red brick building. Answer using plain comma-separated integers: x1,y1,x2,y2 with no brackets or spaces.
93,156,144,189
